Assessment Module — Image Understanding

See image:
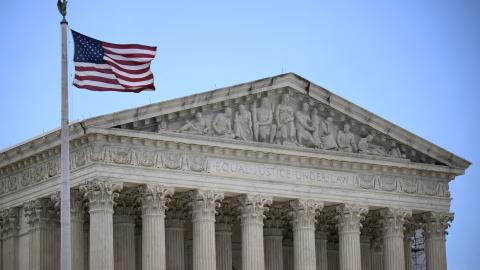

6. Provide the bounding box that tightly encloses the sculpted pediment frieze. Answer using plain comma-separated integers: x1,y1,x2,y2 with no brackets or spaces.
115,89,439,166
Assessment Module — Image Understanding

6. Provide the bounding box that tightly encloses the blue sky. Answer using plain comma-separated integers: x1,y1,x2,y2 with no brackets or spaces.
1,1,479,268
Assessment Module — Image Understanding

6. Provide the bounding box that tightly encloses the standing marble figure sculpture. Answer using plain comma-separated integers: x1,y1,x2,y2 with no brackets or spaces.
275,94,297,145
295,102,316,147
253,97,276,143
234,104,254,141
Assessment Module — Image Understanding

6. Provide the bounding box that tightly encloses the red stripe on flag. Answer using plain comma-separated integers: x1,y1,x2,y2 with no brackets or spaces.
102,59,151,74
103,48,155,59
102,42,156,51
74,83,155,93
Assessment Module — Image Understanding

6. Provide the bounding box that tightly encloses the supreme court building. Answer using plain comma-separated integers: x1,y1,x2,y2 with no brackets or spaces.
0,73,470,270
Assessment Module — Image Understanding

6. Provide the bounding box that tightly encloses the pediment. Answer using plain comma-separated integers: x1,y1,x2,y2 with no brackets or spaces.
0,73,470,172
78,73,469,170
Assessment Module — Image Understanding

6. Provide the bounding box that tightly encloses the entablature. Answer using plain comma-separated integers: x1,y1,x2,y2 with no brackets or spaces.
0,128,456,207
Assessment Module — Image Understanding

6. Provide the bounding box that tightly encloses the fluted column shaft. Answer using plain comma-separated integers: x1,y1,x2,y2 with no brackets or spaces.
239,194,272,270
371,249,383,270
326,242,339,270
166,219,186,270
81,180,123,270
216,223,233,270
423,212,453,270
70,191,85,270
138,184,174,270
135,221,142,270
315,232,328,270
290,199,323,270
381,208,410,270
25,198,59,270
264,228,283,270
403,236,411,270
283,238,294,270
190,190,224,270
403,221,415,270
114,215,136,270
1,208,19,270
336,204,368,270
360,236,372,270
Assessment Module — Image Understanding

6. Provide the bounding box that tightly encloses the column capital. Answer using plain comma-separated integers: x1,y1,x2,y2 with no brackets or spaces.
114,191,137,216
138,184,174,216
421,212,454,239
0,207,19,237
379,208,412,238
215,198,237,225
264,204,288,230
336,203,368,234
290,199,324,229
24,197,56,227
80,179,123,212
165,194,189,226
51,190,85,221
189,189,224,222
238,193,272,225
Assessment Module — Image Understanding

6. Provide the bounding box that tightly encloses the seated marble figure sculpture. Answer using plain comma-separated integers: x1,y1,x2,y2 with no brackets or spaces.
177,112,209,135
358,134,386,156
212,108,234,138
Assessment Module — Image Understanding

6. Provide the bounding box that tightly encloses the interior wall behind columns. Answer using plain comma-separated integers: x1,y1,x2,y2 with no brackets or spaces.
17,207,30,270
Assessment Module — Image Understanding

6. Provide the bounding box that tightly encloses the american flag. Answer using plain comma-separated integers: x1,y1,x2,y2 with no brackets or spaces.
71,30,156,92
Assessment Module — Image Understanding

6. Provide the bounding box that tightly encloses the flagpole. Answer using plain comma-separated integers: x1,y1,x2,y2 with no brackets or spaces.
59,0,71,269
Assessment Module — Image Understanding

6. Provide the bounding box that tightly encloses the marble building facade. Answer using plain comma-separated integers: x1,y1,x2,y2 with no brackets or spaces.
0,73,470,270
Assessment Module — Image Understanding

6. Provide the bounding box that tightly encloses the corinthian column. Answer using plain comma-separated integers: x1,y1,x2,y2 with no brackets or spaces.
138,184,174,270
264,204,286,270
290,199,323,270
336,204,368,270
166,195,188,270
70,191,85,270
380,208,411,270
190,190,224,270
80,179,123,270
215,199,235,270
52,190,86,270
1,207,19,270
113,193,136,270
422,212,453,270
238,194,272,270
24,198,59,270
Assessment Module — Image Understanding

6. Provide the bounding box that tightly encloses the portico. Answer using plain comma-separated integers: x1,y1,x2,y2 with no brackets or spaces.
0,73,469,270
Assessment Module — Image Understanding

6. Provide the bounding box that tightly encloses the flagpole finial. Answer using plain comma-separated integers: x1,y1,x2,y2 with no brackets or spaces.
57,0,68,23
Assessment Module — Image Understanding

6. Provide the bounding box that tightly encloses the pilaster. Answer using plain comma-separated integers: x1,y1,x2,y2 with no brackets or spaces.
166,195,188,270
24,197,59,270
138,184,174,270
215,199,235,270
113,192,136,270
264,204,286,270
81,179,123,270
336,204,368,270
238,193,272,270
190,189,224,270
